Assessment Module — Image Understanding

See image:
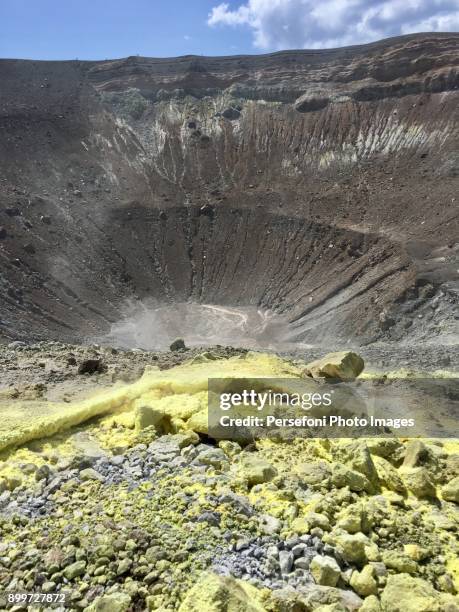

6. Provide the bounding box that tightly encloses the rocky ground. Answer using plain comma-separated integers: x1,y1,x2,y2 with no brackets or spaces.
1,340,457,407
0,342,247,404
0,346,458,611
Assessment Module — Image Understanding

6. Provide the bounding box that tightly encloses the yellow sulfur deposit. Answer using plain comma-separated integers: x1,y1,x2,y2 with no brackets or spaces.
0,352,301,453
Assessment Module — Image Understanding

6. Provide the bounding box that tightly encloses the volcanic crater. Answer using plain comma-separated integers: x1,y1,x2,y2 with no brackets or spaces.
0,33,458,352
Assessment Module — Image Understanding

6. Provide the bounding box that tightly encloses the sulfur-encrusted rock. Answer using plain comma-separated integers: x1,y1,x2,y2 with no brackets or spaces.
332,441,380,493
441,476,459,503
400,467,436,499
349,565,378,597
310,555,341,587
302,351,364,381
329,531,369,566
185,408,208,434
402,440,430,468
178,572,266,611
238,454,277,486
380,573,458,612
366,439,403,461
291,517,311,535
382,551,418,574
297,460,332,486
79,468,105,482
336,512,362,534
335,502,371,535
5,474,22,491
359,595,382,611
331,462,370,492
196,448,229,470
63,560,86,581
134,405,165,432
403,544,430,562
259,514,281,535
84,592,131,612
373,456,407,493
271,584,362,611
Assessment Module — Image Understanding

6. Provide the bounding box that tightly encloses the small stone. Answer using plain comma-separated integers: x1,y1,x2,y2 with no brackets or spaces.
302,351,364,381
401,467,436,499
292,543,308,557
84,592,131,611
441,476,459,503
382,550,418,574
6,475,22,491
35,464,52,481
305,512,331,531
111,455,125,466
279,550,294,575
310,555,341,587
78,359,105,375
239,454,277,486
79,468,105,482
332,441,380,493
373,456,407,493
403,544,430,562
259,514,281,534
197,511,221,526
437,573,455,594
21,463,38,475
63,560,86,580
297,461,332,486
196,448,229,470
178,572,265,611
381,573,457,612
294,557,311,570
349,565,378,597
169,338,186,351
116,559,132,576
359,595,382,612
403,440,430,468
331,463,369,492
332,532,369,566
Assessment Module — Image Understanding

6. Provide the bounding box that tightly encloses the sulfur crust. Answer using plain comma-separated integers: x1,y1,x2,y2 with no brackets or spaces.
0,352,301,453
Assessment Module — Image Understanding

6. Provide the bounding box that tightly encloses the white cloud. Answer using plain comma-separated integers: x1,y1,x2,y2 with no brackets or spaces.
207,0,459,49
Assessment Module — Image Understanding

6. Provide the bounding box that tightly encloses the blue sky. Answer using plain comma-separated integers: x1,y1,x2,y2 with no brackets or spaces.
1,0,457,60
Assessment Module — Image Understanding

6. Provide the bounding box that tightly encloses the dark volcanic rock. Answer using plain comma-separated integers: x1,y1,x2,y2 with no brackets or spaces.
77,359,105,375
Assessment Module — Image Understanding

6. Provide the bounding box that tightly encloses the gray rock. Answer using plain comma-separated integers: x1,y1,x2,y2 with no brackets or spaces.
79,468,105,482
219,492,253,517
196,448,229,470
294,557,311,570
259,514,281,534
110,455,125,466
292,543,308,558
279,550,294,575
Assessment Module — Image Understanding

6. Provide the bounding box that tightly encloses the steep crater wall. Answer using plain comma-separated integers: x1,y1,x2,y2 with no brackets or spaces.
0,33,457,348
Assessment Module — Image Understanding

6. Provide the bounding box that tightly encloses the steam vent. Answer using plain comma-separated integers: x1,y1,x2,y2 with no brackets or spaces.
0,33,458,349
